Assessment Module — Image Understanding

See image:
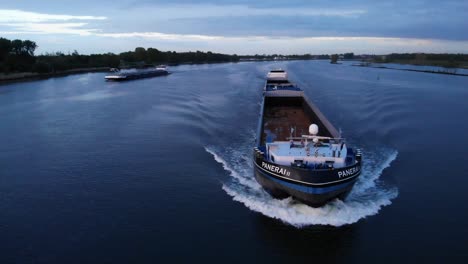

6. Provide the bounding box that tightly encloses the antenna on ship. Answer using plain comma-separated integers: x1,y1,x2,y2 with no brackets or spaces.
309,124,319,144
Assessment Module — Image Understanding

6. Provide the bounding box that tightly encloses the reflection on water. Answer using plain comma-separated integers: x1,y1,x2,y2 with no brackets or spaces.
67,90,126,101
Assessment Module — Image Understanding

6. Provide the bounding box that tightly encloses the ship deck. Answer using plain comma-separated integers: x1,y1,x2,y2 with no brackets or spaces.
260,96,334,145
262,106,312,143
259,95,349,168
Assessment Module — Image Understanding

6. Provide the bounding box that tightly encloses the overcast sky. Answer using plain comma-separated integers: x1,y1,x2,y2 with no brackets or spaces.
0,0,467,54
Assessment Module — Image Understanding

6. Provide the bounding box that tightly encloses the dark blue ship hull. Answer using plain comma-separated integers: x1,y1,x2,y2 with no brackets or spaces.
253,151,361,207
105,70,169,81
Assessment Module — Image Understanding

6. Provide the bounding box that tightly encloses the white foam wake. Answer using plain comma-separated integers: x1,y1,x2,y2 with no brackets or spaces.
206,145,398,228
205,147,260,191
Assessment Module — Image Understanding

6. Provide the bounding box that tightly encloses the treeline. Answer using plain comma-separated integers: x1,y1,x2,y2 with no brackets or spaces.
239,53,355,61
2,36,467,74
378,53,468,68
240,54,316,60
34,52,120,73
0,38,38,72
0,37,239,74
120,47,239,66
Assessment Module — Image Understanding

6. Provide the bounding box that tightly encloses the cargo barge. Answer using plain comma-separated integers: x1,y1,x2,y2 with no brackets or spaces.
253,70,362,207
105,65,169,81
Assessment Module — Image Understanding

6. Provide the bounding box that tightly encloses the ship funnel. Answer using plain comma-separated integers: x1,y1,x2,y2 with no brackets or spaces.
309,124,319,135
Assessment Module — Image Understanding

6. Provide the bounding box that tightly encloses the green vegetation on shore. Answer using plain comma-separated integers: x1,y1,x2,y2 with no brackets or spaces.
0,37,239,76
373,53,468,68
1,36,467,81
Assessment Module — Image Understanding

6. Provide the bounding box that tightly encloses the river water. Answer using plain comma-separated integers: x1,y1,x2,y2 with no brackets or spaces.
1,60,467,262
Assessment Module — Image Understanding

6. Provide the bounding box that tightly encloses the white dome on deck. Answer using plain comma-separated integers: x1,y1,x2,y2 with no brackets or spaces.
309,124,319,135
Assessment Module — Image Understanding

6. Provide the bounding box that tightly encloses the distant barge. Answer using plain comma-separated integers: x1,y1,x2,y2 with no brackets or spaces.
253,70,362,207
105,66,169,81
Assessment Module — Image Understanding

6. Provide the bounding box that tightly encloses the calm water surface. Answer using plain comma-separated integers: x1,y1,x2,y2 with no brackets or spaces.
1,61,467,263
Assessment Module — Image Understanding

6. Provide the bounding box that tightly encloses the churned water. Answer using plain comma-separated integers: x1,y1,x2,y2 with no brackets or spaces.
0,61,467,262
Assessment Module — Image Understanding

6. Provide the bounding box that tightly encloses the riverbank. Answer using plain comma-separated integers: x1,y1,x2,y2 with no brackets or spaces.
0,60,243,85
0,67,110,85
351,63,468,76
377,59,468,69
